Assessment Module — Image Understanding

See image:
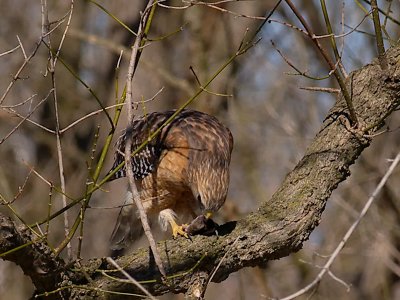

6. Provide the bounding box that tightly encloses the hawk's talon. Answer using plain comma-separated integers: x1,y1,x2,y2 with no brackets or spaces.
171,223,189,239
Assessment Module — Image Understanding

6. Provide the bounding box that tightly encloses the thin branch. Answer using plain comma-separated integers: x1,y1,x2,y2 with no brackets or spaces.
194,1,266,20
0,40,41,105
41,0,72,260
68,28,194,96
0,89,53,145
88,0,137,36
280,151,400,300
46,45,115,129
339,1,348,78
370,0,387,70
284,0,358,125
0,170,33,205
60,103,124,134
0,93,36,108
382,0,392,30
269,9,371,40
208,236,240,284
360,0,400,26
53,0,74,67
1,106,55,134
0,7,67,106
124,0,166,278
16,35,27,60
327,269,351,291
107,257,157,300
0,44,20,57
189,66,232,97
271,40,331,80
319,0,347,77
299,86,340,94
159,0,266,20
11,170,33,204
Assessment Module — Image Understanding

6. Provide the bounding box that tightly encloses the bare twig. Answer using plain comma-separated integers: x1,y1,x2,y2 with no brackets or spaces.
0,170,33,205
370,0,387,70
194,1,266,20
270,8,371,41
107,257,157,300
189,66,232,97
0,93,36,108
24,162,53,187
271,40,330,80
319,0,347,77
339,1,348,78
41,0,72,259
0,89,53,145
284,0,358,125
0,41,41,105
280,151,400,300
60,103,124,134
1,106,55,134
208,237,240,284
0,9,67,106
360,0,400,26
88,0,137,36
327,269,351,291
45,186,54,237
16,35,27,60
124,0,166,278
68,28,194,96
299,86,340,94
0,44,21,57
53,0,74,67
11,170,33,204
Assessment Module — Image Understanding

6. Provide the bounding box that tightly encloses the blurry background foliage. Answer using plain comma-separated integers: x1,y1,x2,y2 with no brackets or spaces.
0,0,399,299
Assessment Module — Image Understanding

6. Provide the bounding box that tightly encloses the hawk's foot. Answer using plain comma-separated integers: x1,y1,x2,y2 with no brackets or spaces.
170,221,189,239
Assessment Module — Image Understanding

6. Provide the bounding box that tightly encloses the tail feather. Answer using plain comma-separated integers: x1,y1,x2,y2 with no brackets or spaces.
109,190,144,257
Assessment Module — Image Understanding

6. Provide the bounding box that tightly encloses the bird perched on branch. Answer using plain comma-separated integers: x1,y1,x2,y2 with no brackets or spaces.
107,109,233,254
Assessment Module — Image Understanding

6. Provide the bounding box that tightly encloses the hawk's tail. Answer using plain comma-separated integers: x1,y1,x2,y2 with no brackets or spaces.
109,190,144,257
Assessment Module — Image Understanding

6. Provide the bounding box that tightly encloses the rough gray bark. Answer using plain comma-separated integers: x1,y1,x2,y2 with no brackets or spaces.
1,45,400,299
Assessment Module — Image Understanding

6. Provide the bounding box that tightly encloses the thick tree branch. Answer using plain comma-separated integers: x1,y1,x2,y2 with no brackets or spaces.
1,45,400,298
0,216,66,299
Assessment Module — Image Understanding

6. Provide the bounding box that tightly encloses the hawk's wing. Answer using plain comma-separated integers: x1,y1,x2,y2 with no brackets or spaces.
107,110,176,181
107,109,233,181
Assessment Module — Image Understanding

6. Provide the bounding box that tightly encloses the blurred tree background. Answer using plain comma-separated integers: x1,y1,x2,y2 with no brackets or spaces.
0,0,399,299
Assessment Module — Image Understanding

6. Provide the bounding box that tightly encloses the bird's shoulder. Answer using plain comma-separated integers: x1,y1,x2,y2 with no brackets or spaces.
108,109,232,180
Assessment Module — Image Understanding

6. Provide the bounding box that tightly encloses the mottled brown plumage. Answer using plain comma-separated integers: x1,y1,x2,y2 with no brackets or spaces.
108,109,233,253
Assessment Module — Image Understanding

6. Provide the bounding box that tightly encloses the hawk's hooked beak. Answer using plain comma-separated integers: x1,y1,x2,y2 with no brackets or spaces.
205,211,213,219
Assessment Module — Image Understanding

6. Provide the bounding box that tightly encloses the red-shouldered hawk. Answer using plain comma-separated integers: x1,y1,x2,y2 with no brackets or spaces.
108,109,233,254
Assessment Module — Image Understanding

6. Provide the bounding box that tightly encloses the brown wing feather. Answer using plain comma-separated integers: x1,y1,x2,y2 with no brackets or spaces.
107,111,175,181
175,111,233,211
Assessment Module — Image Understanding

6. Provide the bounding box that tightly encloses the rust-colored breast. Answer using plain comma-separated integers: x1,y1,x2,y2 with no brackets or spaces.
139,127,193,214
